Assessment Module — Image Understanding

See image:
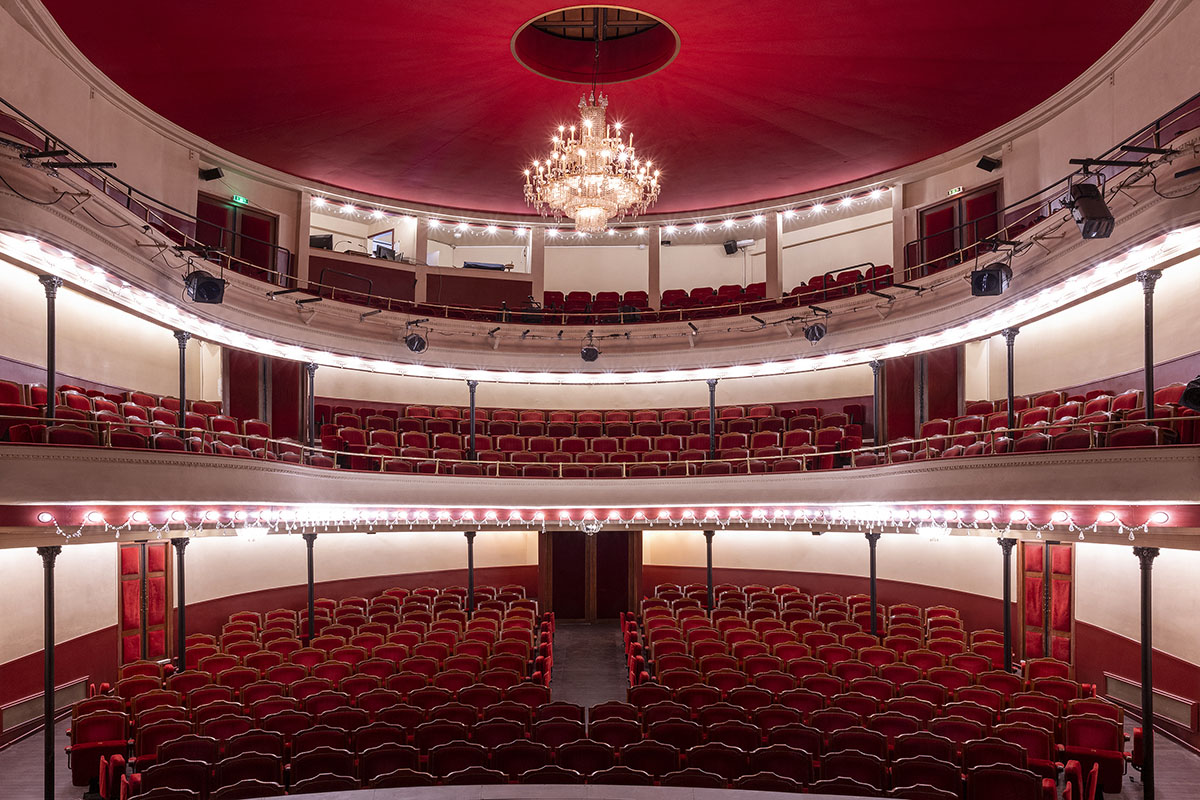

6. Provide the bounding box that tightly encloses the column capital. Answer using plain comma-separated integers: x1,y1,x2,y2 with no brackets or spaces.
865,532,882,545
466,379,478,391
706,378,719,390
173,329,191,348
38,274,63,298
997,537,1017,555
304,362,319,377
703,530,716,541
1136,269,1162,294
1001,327,1020,346
1134,546,1160,569
302,532,318,546
870,359,882,376
171,536,190,553
464,531,477,542
37,545,62,567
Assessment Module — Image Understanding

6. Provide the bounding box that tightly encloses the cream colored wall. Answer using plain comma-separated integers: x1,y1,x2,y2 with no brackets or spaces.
644,529,1003,599
661,241,764,291
779,209,894,290
0,543,117,664
0,261,221,399
310,210,371,254
978,256,1200,397
0,8,197,212
184,530,537,604
545,246,648,293
1076,543,1200,665
427,244,529,272
317,361,873,411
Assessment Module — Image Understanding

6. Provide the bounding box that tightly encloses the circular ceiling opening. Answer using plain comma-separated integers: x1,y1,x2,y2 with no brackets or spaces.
512,6,680,84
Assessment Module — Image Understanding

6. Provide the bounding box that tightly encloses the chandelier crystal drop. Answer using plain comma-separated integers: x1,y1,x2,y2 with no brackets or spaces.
523,91,661,233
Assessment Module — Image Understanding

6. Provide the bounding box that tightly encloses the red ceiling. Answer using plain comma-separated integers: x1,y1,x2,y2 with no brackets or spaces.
43,1,1151,215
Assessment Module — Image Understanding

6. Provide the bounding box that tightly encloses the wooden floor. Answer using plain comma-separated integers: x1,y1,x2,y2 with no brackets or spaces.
0,625,1195,799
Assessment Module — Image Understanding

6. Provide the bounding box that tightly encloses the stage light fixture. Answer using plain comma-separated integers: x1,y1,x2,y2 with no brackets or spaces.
803,322,827,343
183,270,226,304
580,331,600,362
970,262,1012,296
1069,182,1115,239
405,332,427,353
1181,376,1200,412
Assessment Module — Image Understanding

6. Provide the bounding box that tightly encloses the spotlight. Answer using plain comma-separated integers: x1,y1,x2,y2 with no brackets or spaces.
183,270,226,304
1069,183,1114,239
803,322,827,343
581,331,600,362
1181,376,1200,412
976,155,1002,172
970,262,1012,296
198,167,225,181
405,332,427,353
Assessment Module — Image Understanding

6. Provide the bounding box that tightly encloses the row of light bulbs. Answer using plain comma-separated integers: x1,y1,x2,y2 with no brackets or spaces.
311,187,890,239
39,505,1170,539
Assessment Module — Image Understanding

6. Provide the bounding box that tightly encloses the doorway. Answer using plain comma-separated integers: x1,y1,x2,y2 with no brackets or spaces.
540,530,642,619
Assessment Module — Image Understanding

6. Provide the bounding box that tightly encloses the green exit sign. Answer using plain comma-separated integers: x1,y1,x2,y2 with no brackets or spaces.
231,194,248,205
946,186,964,197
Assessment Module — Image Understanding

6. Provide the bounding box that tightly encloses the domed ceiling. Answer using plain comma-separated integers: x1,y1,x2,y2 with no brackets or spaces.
43,0,1151,215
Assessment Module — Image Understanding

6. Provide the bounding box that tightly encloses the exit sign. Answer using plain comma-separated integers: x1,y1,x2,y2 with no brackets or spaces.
946,186,964,197
231,194,248,205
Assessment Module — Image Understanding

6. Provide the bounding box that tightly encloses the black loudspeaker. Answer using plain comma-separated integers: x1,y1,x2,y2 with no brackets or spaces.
722,239,738,255
184,270,226,304
198,167,224,181
970,263,1012,296
976,155,1002,172
1182,376,1200,412
1070,183,1115,239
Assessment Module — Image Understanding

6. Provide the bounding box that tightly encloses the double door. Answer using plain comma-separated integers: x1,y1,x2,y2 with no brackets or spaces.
538,530,642,619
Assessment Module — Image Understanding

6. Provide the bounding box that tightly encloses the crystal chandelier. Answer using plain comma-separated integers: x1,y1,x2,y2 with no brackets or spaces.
523,91,661,233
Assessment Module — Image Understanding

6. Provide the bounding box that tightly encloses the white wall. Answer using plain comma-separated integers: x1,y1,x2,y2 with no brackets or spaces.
310,209,372,254
317,361,872,411
0,543,117,663
780,209,894,290
428,243,529,272
976,256,1200,398
545,246,648,294
0,261,221,399
661,242,764,291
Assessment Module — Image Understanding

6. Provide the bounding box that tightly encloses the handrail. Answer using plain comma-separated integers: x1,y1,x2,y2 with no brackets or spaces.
3,89,1199,327
901,91,1200,280
0,96,295,285
317,266,373,298
3,409,1186,479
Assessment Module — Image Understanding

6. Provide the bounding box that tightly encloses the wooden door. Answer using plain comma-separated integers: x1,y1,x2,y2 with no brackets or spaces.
118,542,171,664
1018,541,1076,666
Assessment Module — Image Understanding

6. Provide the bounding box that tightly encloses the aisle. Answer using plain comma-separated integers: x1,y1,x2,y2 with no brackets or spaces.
546,619,629,711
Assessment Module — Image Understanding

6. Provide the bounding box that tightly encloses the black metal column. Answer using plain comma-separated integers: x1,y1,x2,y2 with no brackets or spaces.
1137,270,1162,417
465,531,477,617
870,360,882,445
998,537,1016,672
703,530,715,611
866,533,881,637
706,378,718,458
305,363,318,453
138,541,149,660
172,538,189,673
38,545,61,800
303,533,317,642
38,275,62,421
1042,540,1053,657
467,380,479,460
1002,328,1019,430
173,331,190,431
1135,546,1160,799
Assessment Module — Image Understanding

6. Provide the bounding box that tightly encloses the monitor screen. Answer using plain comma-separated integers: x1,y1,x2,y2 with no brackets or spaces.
309,234,334,250
373,244,395,261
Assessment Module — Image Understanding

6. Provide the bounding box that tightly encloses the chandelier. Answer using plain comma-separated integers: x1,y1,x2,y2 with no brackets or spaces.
523,91,661,233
